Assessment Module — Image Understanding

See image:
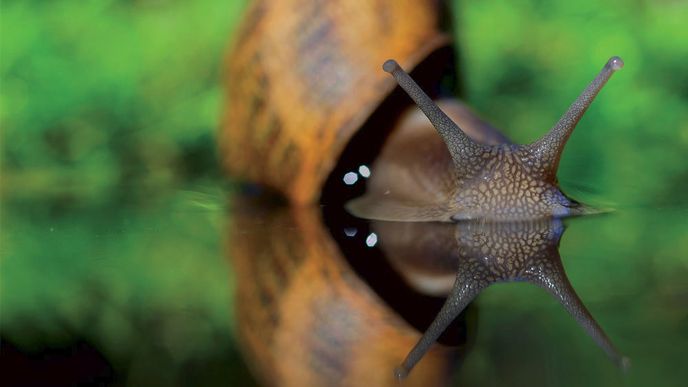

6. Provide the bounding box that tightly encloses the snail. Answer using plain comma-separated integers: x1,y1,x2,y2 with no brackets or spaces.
220,0,623,222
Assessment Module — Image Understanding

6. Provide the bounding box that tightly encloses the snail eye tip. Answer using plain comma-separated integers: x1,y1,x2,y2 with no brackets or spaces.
609,56,624,71
383,59,399,73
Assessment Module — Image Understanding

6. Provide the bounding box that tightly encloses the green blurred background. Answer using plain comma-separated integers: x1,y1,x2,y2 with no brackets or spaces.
1,0,687,386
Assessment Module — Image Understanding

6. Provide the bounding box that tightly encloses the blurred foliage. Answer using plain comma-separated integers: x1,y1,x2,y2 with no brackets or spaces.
1,0,687,386
1,0,247,198
1,0,253,384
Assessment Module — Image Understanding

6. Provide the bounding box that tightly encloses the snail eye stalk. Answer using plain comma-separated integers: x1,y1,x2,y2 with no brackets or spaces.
383,59,486,170
525,56,624,178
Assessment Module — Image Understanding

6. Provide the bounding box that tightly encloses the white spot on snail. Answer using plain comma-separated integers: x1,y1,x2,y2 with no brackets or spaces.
365,232,378,247
358,165,371,178
343,172,358,185
344,227,358,237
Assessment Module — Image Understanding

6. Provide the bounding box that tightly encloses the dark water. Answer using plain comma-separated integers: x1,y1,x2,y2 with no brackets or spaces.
2,183,687,386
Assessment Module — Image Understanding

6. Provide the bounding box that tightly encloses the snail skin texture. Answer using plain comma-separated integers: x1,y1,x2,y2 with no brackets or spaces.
347,57,624,222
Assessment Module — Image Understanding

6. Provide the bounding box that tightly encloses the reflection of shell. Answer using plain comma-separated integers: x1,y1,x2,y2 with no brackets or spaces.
220,0,449,204
228,200,459,387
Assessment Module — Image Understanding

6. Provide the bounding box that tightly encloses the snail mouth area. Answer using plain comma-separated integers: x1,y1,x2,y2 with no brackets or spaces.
346,184,596,223
448,204,585,222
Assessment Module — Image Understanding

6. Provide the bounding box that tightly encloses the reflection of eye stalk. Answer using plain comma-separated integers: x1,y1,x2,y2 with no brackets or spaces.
372,219,630,378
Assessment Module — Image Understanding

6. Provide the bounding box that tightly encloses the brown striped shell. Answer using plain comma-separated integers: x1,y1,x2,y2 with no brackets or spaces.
220,0,450,204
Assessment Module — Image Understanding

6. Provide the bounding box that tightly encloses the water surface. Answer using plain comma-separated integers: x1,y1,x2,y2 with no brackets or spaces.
2,183,686,386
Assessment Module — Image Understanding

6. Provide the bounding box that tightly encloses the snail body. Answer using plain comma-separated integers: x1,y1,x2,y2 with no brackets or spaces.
347,58,623,222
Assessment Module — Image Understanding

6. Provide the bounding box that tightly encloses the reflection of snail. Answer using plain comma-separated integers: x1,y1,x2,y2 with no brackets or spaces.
220,0,622,221
230,199,629,383
228,198,465,387
370,219,629,377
